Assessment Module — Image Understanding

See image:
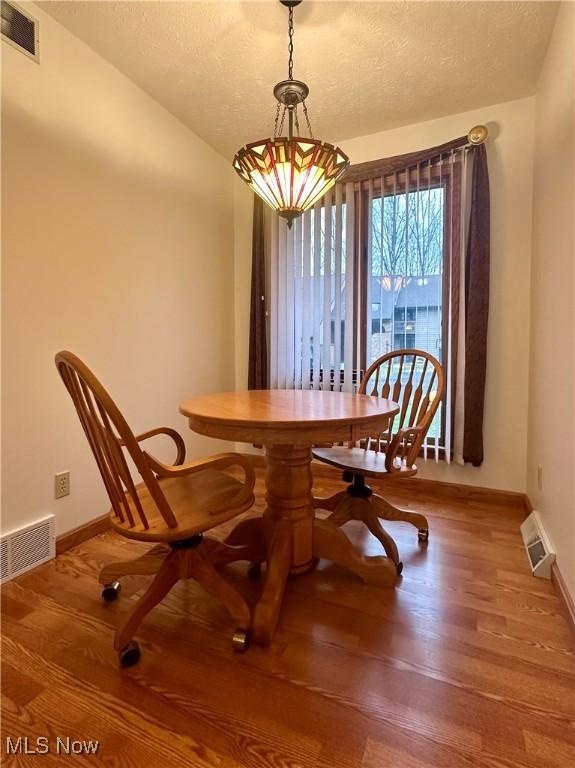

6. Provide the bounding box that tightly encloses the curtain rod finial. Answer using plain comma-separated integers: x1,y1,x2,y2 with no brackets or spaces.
468,125,488,145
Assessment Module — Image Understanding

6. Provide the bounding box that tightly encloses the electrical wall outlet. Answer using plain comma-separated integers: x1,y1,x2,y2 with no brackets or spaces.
55,471,70,499
537,464,543,490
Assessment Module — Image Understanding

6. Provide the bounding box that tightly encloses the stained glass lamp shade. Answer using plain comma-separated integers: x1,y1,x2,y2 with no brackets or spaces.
234,137,349,226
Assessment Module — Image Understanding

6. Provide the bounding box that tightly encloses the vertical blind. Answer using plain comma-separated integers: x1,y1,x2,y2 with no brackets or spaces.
263,137,489,465
270,183,358,393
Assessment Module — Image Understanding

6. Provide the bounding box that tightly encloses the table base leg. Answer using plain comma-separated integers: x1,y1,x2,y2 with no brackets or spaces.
251,520,293,645
223,517,267,553
222,447,397,646
312,518,398,587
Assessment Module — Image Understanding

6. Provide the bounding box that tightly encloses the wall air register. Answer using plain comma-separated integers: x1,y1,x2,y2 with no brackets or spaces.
0,515,55,583
520,510,555,579
1,1,39,61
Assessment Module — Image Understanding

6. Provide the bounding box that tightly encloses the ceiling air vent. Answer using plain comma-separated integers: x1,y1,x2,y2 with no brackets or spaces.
1,0,38,61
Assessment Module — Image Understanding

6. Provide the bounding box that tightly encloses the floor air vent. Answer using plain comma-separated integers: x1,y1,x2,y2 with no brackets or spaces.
0,515,55,583
520,510,555,579
1,1,39,61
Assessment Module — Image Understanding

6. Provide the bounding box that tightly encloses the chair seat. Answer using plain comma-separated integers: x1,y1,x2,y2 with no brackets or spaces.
111,468,254,542
312,446,417,479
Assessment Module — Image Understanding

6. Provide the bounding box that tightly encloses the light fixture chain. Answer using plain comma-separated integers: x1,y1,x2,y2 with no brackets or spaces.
302,100,314,138
273,102,281,138
294,106,300,135
288,6,294,79
278,105,287,137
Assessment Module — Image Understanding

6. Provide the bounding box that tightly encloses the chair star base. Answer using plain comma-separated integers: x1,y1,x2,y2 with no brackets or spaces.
313,478,430,575
99,536,257,663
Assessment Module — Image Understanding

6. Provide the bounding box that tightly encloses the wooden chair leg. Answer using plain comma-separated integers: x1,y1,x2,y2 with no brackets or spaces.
312,490,348,511
327,495,355,527
371,494,429,533
187,549,251,632
99,544,169,584
224,516,266,548
362,509,401,567
114,551,179,651
202,537,267,569
312,519,397,588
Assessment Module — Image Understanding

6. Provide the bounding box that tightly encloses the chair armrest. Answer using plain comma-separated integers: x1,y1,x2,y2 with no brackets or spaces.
385,426,424,472
144,451,256,493
122,427,186,466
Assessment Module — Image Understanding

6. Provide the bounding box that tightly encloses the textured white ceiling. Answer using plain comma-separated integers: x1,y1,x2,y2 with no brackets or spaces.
40,1,558,159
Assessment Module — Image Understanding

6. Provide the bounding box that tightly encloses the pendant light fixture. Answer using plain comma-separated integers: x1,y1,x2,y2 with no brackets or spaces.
233,0,350,227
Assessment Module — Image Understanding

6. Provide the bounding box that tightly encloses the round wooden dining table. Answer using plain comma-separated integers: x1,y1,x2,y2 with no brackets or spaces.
179,389,399,645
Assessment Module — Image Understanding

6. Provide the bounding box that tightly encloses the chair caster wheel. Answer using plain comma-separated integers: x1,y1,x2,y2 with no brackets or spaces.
247,563,262,580
232,629,250,653
119,641,140,667
396,561,404,576
102,581,121,602
418,529,429,543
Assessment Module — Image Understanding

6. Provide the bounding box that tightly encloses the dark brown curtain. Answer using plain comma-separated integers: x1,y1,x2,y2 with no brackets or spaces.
341,135,468,184
463,144,490,465
248,195,268,390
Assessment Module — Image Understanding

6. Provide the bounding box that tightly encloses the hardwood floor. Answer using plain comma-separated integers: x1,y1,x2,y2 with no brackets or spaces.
2,469,574,768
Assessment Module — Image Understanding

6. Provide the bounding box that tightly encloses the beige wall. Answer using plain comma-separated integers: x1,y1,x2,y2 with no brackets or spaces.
234,97,536,492
1,5,236,537
527,2,575,598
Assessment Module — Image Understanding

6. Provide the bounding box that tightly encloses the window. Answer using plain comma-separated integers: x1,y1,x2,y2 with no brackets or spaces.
394,332,416,350
270,168,458,450
366,186,445,365
266,142,489,464
297,192,445,383
394,307,417,322
354,165,461,449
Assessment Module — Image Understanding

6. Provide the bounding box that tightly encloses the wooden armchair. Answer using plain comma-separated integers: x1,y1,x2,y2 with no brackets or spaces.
313,350,444,575
56,351,260,666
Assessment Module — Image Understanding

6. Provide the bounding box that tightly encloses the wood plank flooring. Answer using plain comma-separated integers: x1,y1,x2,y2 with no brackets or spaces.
2,470,574,767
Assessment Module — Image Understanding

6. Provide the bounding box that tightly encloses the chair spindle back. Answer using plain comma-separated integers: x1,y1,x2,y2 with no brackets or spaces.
358,349,445,470
55,351,177,529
